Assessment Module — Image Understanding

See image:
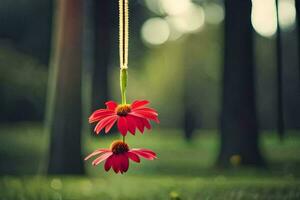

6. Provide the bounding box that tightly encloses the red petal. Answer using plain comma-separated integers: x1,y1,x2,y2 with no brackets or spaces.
126,115,136,135
132,107,158,116
119,154,129,173
94,115,118,134
89,113,114,123
131,100,150,109
105,101,118,111
112,155,120,173
92,152,113,166
134,117,145,133
127,152,140,163
117,117,128,136
142,119,151,130
89,110,115,123
104,116,118,133
84,149,110,161
129,111,159,123
133,148,157,157
131,149,156,160
104,155,113,171
135,110,159,123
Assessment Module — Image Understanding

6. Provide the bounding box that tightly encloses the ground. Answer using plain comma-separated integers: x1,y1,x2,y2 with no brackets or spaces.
0,123,299,200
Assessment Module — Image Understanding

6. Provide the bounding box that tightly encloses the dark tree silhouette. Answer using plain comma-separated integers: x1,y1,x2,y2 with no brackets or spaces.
275,0,285,140
91,0,113,111
46,0,84,174
183,73,195,140
218,0,264,167
183,105,196,141
295,0,300,78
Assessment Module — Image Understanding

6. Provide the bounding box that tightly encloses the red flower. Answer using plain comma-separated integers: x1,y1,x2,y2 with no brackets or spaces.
85,140,157,174
89,100,159,136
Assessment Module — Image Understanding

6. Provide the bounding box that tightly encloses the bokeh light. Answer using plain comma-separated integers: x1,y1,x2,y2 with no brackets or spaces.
251,0,296,37
251,0,277,37
166,4,205,34
204,3,225,25
142,0,206,44
165,16,184,41
144,0,163,15
278,0,296,30
141,17,170,45
160,0,191,16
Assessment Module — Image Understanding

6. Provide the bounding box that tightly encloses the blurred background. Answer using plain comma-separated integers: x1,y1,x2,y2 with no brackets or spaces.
0,0,299,199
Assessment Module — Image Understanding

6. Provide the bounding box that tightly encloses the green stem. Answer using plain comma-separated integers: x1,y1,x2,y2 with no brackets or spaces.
120,68,128,104
120,68,128,142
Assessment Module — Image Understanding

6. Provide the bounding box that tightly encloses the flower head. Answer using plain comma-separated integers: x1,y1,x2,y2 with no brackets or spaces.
85,140,157,174
89,100,159,136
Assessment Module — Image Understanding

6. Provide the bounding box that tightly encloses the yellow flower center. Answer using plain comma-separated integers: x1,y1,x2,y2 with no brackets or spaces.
110,140,129,154
116,104,131,116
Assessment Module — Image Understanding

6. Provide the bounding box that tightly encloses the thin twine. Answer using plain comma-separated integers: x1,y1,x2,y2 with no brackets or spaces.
119,0,128,69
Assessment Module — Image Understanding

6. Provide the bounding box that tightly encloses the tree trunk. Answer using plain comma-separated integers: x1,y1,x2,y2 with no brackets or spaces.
295,0,300,79
183,107,195,141
91,0,112,110
218,0,264,167
46,0,84,174
183,74,195,141
275,0,284,140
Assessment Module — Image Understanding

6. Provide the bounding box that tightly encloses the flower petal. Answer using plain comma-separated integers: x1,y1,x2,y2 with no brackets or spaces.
131,100,150,109
112,155,120,173
119,154,129,173
84,149,110,161
132,148,157,157
105,101,118,111
132,107,158,116
94,115,118,134
126,151,140,163
126,115,136,135
104,116,118,133
129,111,159,123
134,117,145,133
92,152,113,166
89,109,115,123
135,110,160,123
89,112,115,124
142,119,151,130
130,149,156,160
104,155,113,171
117,117,128,136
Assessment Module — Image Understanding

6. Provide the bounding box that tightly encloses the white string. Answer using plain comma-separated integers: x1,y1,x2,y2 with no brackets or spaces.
119,0,129,69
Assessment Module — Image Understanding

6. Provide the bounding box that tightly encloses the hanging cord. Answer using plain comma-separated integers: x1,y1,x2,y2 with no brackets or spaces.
119,0,129,69
119,0,129,105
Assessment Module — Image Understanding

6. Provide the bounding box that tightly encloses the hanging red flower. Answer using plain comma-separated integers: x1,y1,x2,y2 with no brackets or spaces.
89,100,159,136
85,0,158,174
85,140,157,174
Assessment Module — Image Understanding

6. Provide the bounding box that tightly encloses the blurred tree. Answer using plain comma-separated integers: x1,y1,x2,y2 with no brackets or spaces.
183,107,196,141
275,0,284,140
183,70,195,140
0,0,52,122
91,0,114,112
296,0,300,77
46,0,84,174
218,0,264,166
0,0,52,65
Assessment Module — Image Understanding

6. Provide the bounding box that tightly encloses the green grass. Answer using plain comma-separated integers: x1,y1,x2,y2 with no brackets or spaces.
0,123,300,199
0,176,299,200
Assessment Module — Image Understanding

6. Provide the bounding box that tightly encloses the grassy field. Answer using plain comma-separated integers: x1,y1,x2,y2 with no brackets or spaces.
0,123,299,199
